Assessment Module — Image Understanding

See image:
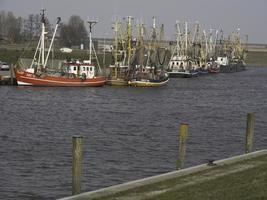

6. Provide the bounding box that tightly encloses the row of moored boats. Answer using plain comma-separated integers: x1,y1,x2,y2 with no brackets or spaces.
15,12,247,87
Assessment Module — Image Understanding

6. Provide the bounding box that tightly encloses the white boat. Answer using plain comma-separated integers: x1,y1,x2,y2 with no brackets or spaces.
167,22,199,78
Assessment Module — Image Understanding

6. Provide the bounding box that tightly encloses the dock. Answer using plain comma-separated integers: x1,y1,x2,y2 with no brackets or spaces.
58,149,267,200
0,67,17,85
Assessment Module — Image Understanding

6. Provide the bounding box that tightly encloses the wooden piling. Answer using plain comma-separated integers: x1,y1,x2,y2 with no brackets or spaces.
72,136,83,195
245,113,255,154
177,124,188,170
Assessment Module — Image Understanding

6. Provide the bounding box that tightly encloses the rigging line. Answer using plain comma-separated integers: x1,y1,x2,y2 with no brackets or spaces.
157,48,166,66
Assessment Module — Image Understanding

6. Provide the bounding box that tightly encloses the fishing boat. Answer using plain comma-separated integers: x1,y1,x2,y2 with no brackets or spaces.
15,10,105,87
128,77,169,87
168,21,199,78
128,17,169,87
216,29,246,73
201,28,220,74
128,65,169,87
217,57,245,73
106,65,129,86
106,17,133,86
168,55,198,78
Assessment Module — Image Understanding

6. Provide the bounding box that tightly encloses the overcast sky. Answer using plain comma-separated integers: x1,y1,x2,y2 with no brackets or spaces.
1,0,267,43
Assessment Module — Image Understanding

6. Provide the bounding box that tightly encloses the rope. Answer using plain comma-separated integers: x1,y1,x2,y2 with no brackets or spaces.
157,48,166,66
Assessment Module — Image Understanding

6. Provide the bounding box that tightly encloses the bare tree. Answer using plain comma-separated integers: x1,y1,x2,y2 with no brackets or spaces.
59,15,88,47
0,11,7,40
25,14,35,39
5,11,21,43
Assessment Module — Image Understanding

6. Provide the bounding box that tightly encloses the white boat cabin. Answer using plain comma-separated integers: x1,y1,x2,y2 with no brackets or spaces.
168,55,196,71
64,60,96,79
216,57,229,66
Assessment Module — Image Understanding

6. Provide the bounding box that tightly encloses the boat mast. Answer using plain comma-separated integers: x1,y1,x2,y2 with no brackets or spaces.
208,28,213,58
146,17,156,67
114,20,119,78
30,33,42,68
170,21,179,60
213,30,219,58
203,30,208,58
152,16,157,42
126,16,133,67
176,21,181,56
185,22,188,56
137,21,144,68
192,21,199,59
41,9,46,66
114,20,118,67
152,16,157,49
44,17,61,68
87,20,98,64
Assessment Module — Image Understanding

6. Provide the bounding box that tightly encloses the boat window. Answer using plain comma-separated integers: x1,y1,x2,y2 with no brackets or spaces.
90,67,92,71
176,62,178,65
83,67,85,71
73,66,76,71
87,67,89,71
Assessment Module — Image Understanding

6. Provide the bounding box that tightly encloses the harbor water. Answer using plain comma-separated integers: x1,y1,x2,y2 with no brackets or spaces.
0,66,267,199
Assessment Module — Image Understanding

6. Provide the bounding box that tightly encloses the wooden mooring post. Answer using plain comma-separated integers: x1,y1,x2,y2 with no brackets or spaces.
177,124,188,170
72,136,83,195
245,113,255,154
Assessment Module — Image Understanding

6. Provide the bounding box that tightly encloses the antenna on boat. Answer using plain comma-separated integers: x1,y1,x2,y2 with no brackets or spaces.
40,9,46,24
87,19,98,64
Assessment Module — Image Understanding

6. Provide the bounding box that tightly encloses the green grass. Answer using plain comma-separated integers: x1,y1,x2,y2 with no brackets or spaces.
96,155,267,200
246,51,267,66
1,43,267,67
0,48,113,68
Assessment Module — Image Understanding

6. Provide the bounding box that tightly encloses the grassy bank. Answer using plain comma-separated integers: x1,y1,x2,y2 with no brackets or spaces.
95,154,267,200
246,51,267,66
1,46,267,67
0,48,113,68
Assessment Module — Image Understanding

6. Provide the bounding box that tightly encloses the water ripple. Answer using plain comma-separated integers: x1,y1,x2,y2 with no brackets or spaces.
0,67,267,199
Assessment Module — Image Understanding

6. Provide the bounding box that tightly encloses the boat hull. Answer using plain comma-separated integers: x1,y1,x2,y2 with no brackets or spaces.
197,70,209,76
220,63,246,73
15,70,106,87
167,71,198,78
208,68,220,74
128,79,169,87
106,78,128,86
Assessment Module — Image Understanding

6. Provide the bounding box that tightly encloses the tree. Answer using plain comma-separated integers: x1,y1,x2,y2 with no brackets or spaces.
59,15,88,47
0,11,7,40
5,11,21,43
59,23,72,47
25,14,35,39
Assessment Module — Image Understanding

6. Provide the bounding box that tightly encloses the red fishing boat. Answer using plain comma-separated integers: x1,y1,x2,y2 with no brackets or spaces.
15,10,105,87
15,61,106,87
